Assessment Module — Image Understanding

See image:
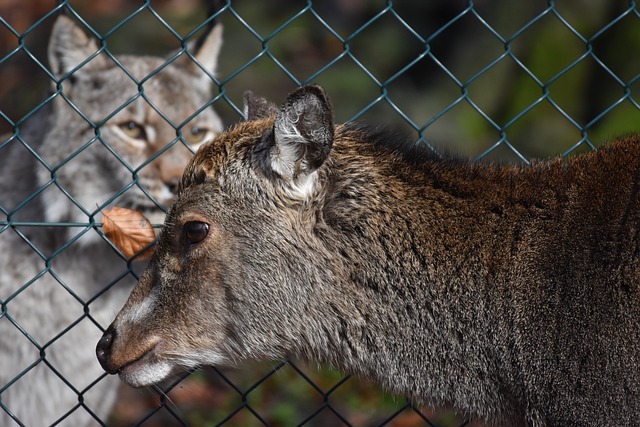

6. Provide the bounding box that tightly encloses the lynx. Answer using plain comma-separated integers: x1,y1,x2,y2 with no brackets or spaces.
0,15,223,426
98,85,640,427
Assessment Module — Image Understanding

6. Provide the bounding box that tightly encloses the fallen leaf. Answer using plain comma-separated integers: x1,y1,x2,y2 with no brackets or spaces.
102,207,156,261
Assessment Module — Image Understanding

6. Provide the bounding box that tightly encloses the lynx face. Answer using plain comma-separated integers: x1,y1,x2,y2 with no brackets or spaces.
0,15,224,426
40,16,224,239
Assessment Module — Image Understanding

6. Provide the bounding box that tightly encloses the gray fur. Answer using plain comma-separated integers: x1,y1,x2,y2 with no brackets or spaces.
0,15,223,426
99,85,640,427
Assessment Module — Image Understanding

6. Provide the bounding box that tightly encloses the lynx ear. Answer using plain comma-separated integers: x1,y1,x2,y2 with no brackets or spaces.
243,90,278,121
186,24,223,84
267,85,334,198
48,15,108,79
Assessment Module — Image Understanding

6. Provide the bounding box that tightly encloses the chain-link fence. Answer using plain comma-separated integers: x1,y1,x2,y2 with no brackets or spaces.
1,0,639,426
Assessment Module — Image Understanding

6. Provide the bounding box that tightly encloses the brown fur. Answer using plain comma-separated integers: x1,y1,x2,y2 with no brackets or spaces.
98,85,640,426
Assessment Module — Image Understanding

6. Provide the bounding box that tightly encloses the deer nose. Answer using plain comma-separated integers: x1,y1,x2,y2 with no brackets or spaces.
96,325,118,374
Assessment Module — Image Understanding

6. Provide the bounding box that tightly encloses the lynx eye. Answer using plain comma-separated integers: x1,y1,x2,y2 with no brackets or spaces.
118,121,147,140
184,221,209,245
184,126,210,146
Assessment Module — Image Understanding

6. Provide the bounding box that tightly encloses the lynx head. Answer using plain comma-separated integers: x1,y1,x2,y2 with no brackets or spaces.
38,15,224,244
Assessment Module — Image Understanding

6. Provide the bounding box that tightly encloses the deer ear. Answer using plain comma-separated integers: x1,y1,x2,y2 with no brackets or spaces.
243,90,278,121
266,85,334,197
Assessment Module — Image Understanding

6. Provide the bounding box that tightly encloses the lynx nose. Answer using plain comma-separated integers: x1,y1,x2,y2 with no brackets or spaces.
165,176,180,194
96,325,118,374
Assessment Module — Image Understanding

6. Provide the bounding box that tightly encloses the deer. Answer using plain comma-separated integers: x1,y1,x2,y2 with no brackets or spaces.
96,85,640,427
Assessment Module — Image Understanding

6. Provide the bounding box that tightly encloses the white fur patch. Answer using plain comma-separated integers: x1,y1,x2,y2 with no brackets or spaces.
273,116,318,200
121,288,157,325
119,359,173,388
280,173,317,201
176,348,227,368
272,118,304,178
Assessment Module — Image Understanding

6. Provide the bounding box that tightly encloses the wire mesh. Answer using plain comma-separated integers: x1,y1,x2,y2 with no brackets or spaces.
1,0,639,426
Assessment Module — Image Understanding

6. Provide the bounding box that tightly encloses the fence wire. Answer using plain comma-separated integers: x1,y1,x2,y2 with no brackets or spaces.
1,0,639,426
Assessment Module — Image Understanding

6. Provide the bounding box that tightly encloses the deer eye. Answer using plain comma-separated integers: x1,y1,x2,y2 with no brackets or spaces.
184,221,209,245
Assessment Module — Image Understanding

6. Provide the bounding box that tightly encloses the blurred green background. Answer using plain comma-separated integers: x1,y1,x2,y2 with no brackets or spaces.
2,0,640,164
1,0,639,425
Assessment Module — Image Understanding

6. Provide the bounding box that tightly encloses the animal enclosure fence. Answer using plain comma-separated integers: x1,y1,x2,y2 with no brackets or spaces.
1,0,639,426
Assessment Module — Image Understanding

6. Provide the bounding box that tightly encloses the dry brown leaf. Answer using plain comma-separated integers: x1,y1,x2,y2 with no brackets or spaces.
102,207,156,261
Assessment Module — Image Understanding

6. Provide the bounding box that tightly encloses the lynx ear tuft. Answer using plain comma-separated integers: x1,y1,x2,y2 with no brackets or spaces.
48,15,107,79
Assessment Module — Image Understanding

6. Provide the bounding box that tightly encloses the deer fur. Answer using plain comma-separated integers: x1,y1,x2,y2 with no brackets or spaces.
97,85,640,427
